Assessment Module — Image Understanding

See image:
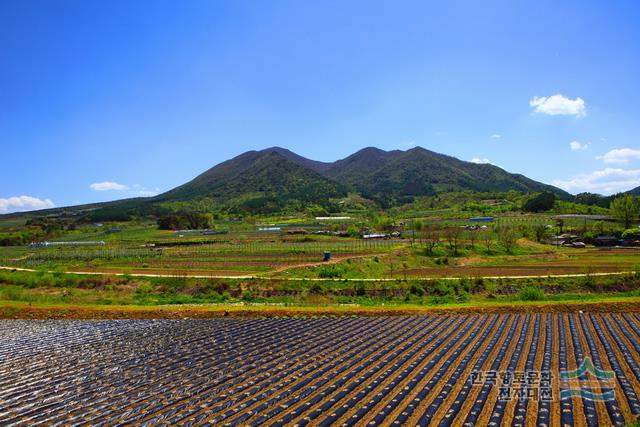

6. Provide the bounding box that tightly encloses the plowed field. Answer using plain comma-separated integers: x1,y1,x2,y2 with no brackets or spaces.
1,314,640,426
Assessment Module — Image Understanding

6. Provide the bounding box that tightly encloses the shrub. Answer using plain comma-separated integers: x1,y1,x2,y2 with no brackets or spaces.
622,228,640,239
309,282,324,294
430,280,454,297
409,283,424,296
318,264,347,279
241,290,256,301
518,286,545,301
457,291,471,303
458,278,472,293
430,294,456,304
135,282,154,296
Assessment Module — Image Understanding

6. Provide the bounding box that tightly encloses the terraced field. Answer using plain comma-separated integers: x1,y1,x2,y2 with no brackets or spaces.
0,239,400,277
1,314,640,426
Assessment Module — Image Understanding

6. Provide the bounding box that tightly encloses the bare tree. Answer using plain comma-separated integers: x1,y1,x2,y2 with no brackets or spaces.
482,228,494,254
421,224,441,255
444,226,463,256
467,229,477,248
496,225,518,254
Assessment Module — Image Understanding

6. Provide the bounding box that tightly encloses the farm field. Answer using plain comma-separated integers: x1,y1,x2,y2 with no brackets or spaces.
0,234,404,277
2,314,640,426
2,236,640,279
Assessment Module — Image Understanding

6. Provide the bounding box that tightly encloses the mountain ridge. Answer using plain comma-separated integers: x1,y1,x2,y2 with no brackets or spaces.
3,145,593,217
627,186,640,196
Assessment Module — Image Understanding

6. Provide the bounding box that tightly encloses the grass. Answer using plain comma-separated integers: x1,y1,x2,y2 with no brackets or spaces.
2,213,639,314
2,267,640,312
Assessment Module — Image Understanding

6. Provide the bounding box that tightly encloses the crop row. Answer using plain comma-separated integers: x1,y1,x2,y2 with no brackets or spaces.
1,314,640,426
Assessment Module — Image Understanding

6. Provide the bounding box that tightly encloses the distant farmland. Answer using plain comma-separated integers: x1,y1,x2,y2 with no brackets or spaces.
1,314,640,425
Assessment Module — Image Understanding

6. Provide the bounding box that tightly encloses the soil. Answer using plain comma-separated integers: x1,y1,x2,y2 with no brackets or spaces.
2,301,640,320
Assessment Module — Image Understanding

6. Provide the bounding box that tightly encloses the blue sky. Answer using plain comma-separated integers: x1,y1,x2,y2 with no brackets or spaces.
2,0,640,213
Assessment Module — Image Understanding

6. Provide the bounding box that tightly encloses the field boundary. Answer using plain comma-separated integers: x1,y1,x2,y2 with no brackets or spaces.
3,300,640,320
0,265,637,282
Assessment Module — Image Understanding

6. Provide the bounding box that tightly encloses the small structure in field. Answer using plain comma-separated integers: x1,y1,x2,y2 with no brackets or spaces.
363,233,387,239
29,241,106,248
469,216,495,222
565,241,587,248
323,251,332,261
554,214,612,221
315,216,351,220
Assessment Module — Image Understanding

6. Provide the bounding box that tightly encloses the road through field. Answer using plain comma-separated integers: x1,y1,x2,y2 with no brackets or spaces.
1,315,640,426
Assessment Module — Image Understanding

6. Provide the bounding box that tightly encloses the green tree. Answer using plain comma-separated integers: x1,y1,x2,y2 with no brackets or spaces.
346,224,360,238
533,224,547,243
611,194,639,229
523,192,556,212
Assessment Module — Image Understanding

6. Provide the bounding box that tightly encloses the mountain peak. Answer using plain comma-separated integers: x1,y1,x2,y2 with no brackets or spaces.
257,146,331,173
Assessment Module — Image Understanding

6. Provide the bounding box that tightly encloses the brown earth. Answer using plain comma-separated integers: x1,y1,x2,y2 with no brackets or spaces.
2,301,640,320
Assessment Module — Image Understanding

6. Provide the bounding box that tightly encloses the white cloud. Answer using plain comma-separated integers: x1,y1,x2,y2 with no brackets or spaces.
569,141,588,151
90,181,130,191
553,168,640,194
529,94,586,117
0,196,55,214
490,134,501,139
470,157,492,164
89,181,158,197
597,148,640,164
131,184,160,197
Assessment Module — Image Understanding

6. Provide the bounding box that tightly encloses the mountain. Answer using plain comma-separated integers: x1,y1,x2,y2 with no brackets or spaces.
324,147,404,186
256,147,332,174
2,145,572,218
326,146,569,201
153,148,346,213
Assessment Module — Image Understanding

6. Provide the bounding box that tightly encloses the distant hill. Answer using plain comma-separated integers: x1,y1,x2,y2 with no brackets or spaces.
2,145,572,218
627,186,640,196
